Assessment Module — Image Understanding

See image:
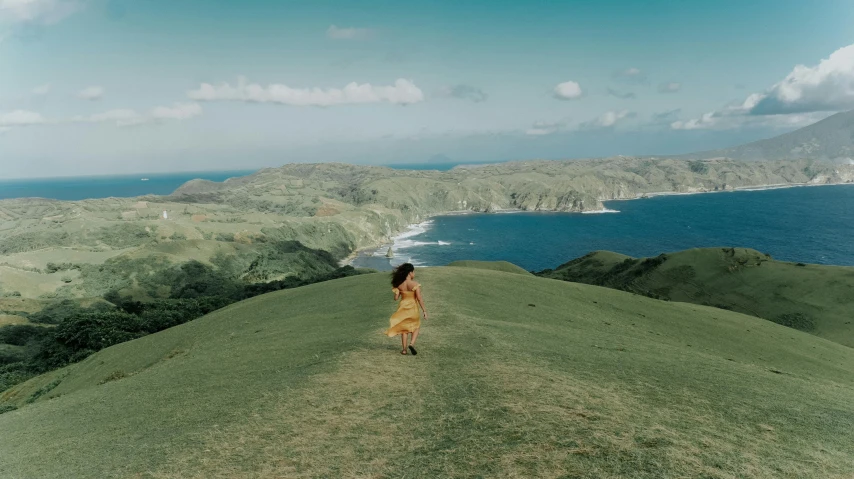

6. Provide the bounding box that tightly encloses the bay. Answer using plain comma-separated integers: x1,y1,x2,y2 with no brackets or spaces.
352,185,854,271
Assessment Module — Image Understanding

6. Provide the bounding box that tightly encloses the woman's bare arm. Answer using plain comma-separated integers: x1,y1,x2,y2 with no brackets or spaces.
415,286,428,319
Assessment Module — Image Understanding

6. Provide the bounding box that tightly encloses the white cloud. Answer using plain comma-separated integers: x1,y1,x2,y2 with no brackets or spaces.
553,81,583,100
658,82,681,93
31,83,51,95
580,110,635,129
0,109,46,126
671,110,830,131
674,44,854,130
187,77,424,106
526,111,635,135
0,0,82,25
74,109,143,126
0,126,9,134
0,102,202,131
670,96,759,129
326,24,374,40
150,102,202,120
671,112,716,130
526,120,568,136
613,67,648,85
526,110,636,135
72,103,203,126
749,44,854,114
77,86,104,101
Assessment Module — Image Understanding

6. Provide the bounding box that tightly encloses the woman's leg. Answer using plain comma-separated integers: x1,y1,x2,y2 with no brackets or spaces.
400,332,409,353
410,328,420,346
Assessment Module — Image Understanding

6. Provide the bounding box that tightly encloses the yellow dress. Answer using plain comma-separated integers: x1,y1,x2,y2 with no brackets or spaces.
385,285,421,336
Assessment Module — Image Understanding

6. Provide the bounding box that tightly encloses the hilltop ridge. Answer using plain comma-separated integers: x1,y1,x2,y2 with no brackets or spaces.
539,247,854,347
2,267,853,478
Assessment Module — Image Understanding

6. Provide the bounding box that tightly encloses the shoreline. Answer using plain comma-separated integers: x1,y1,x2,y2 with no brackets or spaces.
340,180,854,268
610,180,854,202
338,209,475,267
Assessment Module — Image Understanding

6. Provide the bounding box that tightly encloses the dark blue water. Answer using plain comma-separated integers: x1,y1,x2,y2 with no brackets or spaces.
352,185,854,270
0,170,254,201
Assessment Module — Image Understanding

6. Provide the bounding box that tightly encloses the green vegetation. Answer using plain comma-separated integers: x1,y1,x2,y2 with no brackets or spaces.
1,157,853,475
447,259,532,275
2,158,853,302
537,247,854,347
0,250,367,392
0,344,25,365
0,231,73,255
47,239,341,300
1,268,852,477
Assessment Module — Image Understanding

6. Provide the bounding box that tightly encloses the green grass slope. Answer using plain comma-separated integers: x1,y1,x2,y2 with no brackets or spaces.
2,268,854,478
446,259,532,275
539,247,854,348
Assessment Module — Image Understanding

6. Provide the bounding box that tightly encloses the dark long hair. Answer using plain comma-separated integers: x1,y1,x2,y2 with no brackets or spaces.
391,263,415,288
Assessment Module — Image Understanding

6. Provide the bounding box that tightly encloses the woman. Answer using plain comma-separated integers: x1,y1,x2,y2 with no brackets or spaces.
385,263,428,355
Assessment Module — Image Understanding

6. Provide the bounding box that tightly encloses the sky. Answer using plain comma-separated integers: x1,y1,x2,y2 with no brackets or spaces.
1,0,854,178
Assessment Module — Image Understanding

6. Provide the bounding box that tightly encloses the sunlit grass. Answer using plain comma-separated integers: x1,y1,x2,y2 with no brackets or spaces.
2,266,853,478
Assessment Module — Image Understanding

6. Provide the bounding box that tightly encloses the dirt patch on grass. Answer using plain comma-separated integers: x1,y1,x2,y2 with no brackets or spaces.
0,314,29,326
313,205,340,217
0,298,42,314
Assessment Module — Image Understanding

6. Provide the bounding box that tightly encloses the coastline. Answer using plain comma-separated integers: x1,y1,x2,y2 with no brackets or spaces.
611,181,854,202
340,180,854,268
338,209,475,267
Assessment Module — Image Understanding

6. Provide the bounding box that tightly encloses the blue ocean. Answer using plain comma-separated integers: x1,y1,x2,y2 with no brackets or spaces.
0,171,255,201
351,185,854,270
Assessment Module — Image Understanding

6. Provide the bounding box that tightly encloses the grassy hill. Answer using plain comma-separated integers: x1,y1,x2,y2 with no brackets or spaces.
2,267,853,478
447,259,532,275
538,247,854,347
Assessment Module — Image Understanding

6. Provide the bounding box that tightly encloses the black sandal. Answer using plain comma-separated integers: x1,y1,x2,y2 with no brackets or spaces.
408,345,418,355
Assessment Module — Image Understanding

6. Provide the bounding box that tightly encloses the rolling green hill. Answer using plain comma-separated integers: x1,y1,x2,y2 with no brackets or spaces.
2,267,853,478
446,259,532,275
538,247,854,347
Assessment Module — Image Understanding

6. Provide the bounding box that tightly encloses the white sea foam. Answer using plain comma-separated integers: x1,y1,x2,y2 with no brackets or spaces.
437,240,451,245
388,220,436,251
394,220,433,241
395,240,436,249
581,208,620,214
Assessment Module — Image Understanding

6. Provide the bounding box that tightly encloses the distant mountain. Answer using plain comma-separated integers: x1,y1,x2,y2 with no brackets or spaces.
678,109,854,162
